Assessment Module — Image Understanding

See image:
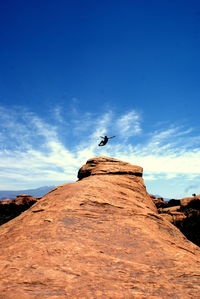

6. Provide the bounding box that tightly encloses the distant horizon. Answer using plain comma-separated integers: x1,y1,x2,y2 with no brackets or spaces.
0,185,56,200
0,180,196,200
0,185,56,192
0,180,183,200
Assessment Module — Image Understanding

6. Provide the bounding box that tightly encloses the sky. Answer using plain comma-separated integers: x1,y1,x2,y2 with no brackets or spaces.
0,0,200,198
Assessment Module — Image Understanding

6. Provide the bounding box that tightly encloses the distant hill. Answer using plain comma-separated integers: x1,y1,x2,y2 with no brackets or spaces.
0,186,55,200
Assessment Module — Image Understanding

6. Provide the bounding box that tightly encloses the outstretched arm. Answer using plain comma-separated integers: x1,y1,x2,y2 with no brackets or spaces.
108,136,116,139
100,136,104,139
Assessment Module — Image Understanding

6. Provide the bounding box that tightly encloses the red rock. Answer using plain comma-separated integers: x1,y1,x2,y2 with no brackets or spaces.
158,198,200,247
166,198,181,207
0,194,37,206
13,194,37,205
150,194,165,208
160,212,186,223
0,194,37,225
160,213,174,222
161,206,181,213
159,205,186,223
78,156,143,179
0,199,11,205
0,157,200,298
181,195,200,209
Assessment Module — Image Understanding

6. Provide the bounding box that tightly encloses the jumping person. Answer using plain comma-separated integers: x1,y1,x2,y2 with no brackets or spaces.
98,135,116,146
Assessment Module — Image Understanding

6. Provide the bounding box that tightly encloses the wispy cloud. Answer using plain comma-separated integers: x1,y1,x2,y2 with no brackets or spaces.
184,184,200,194
91,111,113,139
53,106,66,124
116,110,142,138
0,105,200,197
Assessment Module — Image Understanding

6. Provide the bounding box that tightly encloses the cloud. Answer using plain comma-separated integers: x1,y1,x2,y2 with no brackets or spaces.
184,184,200,194
53,106,65,124
91,111,113,138
1,105,200,198
116,110,142,138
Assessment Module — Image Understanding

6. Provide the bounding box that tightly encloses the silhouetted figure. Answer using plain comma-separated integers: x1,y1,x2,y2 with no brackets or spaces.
192,193,196,197
98,135,116,146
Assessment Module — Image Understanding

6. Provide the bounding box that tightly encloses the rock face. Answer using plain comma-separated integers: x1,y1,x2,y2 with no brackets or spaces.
78,156,143,179
0,194,37,225
158,194,200,247
181,195,200,209
149,194,165,208
0,156,200,298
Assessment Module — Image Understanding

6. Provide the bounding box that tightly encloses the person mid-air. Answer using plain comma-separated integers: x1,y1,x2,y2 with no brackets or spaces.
98,135,116,146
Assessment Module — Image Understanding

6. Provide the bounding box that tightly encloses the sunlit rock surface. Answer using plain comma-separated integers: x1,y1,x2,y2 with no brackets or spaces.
0,157,199,298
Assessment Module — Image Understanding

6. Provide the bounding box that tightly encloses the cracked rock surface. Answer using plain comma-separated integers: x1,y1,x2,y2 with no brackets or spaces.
0,157,200,298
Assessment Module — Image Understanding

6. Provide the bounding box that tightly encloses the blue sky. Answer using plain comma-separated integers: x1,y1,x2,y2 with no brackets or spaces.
0,0,200,198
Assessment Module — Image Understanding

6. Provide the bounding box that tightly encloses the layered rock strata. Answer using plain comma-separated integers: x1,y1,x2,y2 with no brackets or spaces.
0,157,200,298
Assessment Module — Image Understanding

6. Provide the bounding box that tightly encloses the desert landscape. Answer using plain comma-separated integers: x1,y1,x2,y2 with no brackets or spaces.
0,157,199,298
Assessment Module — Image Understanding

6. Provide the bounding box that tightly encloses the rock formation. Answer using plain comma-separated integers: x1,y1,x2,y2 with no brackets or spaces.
158,195,200,247
149,194,165,208
0,157,200,298
181,195,200,209
0,194,37,225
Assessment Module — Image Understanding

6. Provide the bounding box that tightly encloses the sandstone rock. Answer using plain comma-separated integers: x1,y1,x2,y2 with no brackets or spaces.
158,197,200,247
150,194,165,208
78,156,143,179
0,199,11,205
173,195,200,247
174,210,200,247
166,198,181,207
160,211,186,223
0,194,37,225
160,206,181,213
0,157,200,298
159,213,174,223
14,194,36,204
181,195,200,209
159,205,186,223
